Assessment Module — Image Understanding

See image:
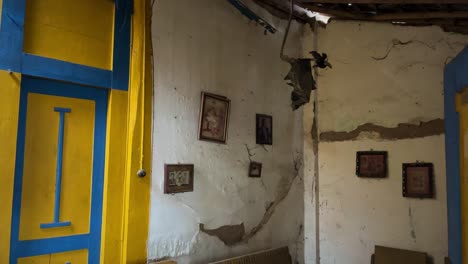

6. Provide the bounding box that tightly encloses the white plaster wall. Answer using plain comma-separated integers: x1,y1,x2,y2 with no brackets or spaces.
150,1,304,263
302,21,468,264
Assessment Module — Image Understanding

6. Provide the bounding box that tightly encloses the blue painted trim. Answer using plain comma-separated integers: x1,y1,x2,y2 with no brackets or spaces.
445,46,468,264
10,77,108,264
112,0,132,91
0,0,25,72
14,234,89,258
22,54,112,89
0,0,131,90
40,221,71,229
9,75,29,264
40,107,72,229
227,0,277,34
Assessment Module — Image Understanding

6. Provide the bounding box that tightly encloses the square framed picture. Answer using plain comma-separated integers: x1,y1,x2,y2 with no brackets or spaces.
198,92,230,144
164,164,194,194
249,162,262,177
256,114,272,145
402,163,434,198
356,151,387,178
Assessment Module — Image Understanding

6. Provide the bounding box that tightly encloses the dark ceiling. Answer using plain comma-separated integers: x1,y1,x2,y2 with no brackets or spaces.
254,0,468,33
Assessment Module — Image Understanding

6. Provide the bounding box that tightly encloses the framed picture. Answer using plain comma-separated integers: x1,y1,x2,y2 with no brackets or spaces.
402,163,434,198
198,92,230,144
249,162,262,177
256,114,272,145
356,151,387,178
164,164,194,194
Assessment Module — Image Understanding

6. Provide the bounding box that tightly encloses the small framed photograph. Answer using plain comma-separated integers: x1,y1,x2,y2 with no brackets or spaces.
249,162,262,178
164,164,194,194
256,114,272,145
356,151,387,178
403,163,434,198
198,92,230,144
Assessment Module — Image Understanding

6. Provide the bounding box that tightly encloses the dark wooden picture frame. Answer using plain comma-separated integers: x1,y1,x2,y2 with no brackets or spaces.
356,151,388,178
402,163,434,198
256,114,272,145
164,164,194,194
198,92,230,144
249,162,262,177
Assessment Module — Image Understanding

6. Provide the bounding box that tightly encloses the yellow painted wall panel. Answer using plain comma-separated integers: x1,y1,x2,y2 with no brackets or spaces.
17,249,88,264
123,0,152,262
101,90,128,264
0,0,3,28
17,253,50,264
19,94,94,240
24,0,114,70
50,249,88,264
0,71,21,264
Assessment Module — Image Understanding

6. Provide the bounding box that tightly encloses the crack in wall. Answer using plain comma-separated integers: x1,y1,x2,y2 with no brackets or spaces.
372,38,436,61
199,156,301,246
408,204,417,243
244,144,255,162
320,118,444,142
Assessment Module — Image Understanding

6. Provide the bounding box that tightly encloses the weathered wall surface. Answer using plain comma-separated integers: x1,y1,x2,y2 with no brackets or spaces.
150,0,304,263
302,21,468,264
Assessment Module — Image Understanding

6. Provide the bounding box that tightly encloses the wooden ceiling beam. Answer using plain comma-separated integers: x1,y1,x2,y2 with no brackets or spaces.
372,11,468,20
301,3,468,20
299,0,468,4
301,4,367,19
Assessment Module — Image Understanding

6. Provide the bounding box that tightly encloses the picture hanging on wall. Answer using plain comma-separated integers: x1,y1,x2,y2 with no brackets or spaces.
256,114,272,145
249,162,263,178
198,92,230,144
164,164,194,194
402,163,434,198
356,151,387,178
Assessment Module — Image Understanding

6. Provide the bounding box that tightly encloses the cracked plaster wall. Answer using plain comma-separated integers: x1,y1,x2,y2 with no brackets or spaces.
303,21,468,264
150,0,304,263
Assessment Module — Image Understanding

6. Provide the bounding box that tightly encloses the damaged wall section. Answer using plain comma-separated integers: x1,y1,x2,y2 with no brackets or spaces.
302,20,468,264
150,0,304,263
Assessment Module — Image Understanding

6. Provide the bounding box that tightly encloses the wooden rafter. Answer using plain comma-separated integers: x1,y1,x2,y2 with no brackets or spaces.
299,0,468,4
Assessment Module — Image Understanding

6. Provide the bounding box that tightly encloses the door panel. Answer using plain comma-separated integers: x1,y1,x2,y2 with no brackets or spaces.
19,93,95,241
17,249,88,264
10,77,108,264
457,91,468,263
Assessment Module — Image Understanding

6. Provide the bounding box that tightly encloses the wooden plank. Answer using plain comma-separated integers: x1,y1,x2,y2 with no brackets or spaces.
299,0,468,4
301,3,468,20
372,11,468,20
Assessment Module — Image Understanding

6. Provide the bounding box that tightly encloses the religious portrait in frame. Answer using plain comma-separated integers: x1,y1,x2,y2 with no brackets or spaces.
198,92,230,144
249,162,262,178
402,163,434,198
164,164,194,194
356,151,388,178
256,114,272,145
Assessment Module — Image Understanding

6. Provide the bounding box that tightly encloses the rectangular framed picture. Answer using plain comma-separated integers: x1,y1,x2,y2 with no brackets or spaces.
256,114,272,145
198,92,230,144
402,163,434,198
164,164,194,194
249,162,262,178
356,151,387,178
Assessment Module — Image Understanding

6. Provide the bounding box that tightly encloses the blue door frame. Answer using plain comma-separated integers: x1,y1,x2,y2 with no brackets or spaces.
9,76,108,263
445,46,468,264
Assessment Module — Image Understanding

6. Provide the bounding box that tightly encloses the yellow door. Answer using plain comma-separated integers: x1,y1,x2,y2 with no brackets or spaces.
457,89,468,264
9,77,108,264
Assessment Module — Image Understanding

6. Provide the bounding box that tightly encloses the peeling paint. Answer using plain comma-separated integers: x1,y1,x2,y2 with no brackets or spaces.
199,223,246,246
320,119,444,142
